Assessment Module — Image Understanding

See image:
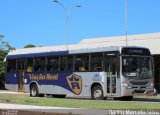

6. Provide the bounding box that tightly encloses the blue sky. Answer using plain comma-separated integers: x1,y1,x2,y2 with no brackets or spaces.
0,0,160,48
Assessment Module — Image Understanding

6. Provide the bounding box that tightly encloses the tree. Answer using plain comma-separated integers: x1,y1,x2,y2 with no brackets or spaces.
0,35,15,88
24,44,36,48
0,49,7,87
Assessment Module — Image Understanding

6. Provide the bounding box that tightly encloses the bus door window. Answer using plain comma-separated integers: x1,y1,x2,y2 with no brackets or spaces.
90,53,103,71
75,54,89,71
16,58,26,91
105,53,118,94
105,53,118,74
16,59,26,72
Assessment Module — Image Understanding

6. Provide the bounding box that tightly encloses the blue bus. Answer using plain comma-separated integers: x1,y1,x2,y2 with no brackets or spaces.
5,45,153,100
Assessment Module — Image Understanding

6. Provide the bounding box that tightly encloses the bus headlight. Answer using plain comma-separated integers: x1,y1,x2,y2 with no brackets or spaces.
122,81,130,88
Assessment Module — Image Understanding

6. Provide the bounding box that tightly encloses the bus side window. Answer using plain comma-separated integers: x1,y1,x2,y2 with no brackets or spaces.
60,56,67,71
67,55,73,71
90,53,103,71
104,53,119,75
75,55,82,71
47,56,59,71
75,54,89,71
27,66,32,72
79,67,86,71
34,57,45,72
27,58,33,72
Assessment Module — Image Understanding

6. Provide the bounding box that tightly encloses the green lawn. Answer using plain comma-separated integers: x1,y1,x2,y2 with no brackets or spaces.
0,95,160,110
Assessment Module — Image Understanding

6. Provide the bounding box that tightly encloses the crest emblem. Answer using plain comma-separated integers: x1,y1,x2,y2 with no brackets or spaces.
66,73,82,95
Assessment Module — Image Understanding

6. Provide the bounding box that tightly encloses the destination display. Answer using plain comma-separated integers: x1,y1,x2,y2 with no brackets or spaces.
121,48,151,56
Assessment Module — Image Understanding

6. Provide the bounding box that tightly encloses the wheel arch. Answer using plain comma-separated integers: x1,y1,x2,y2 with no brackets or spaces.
91,82,104,94
29,81,39,91
91,82,106,100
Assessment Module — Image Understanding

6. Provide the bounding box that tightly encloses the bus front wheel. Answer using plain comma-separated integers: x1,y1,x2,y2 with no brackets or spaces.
91,85,105,100
30,84,39,97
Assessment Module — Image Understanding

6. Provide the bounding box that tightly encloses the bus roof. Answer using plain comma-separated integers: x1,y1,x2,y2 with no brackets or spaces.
5,44,148,59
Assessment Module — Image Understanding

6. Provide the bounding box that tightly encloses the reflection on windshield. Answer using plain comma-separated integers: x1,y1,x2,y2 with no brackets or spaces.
122,56,152,79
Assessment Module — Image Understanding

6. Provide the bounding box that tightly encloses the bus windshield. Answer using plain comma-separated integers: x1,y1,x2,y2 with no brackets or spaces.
122,56,152,79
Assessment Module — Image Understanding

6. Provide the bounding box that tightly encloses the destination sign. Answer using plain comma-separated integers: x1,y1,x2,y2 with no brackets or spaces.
122,48,151,56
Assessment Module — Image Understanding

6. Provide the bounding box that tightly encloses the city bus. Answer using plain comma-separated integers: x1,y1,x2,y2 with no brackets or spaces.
5,45,153,100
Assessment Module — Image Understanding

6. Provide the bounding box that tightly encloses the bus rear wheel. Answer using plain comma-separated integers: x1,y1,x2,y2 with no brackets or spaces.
91,85,104,100
30,84,39,97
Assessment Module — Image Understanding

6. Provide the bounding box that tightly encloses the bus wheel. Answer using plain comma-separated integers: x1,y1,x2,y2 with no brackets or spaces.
30,84,39,97
91,85,104,100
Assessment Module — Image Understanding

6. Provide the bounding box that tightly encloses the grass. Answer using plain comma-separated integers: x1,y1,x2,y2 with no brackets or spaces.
0,95,160,110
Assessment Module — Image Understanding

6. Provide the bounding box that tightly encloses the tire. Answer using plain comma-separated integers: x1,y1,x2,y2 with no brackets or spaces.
91,85,104,100
52,94,66,98
30,84,39,97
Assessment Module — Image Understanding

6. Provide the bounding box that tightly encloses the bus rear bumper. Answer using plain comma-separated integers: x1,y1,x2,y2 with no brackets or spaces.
5,84,17,92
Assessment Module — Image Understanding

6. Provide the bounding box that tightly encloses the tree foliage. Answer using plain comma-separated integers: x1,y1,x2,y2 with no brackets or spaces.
0,36,35,88
0,49,7,84
0,36,15,88
24,44,35,48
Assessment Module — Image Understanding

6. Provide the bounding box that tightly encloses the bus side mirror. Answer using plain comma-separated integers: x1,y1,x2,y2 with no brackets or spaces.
123,59,126,66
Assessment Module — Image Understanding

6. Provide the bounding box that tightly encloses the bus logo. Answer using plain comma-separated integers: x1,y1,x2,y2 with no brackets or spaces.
66,73,82,95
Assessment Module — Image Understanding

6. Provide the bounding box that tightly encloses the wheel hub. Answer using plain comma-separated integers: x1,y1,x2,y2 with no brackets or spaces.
94,89,102,99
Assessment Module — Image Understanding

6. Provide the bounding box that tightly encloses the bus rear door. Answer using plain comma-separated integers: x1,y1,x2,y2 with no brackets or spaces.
16,59,25,92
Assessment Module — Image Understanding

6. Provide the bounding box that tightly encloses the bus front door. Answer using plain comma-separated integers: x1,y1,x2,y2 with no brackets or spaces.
16,61,25,91
106,55,117,96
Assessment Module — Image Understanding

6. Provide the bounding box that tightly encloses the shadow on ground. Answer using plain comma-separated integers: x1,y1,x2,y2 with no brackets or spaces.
133,97,160,102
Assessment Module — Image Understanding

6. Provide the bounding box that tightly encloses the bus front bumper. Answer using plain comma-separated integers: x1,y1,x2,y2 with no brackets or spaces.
121,86,153,96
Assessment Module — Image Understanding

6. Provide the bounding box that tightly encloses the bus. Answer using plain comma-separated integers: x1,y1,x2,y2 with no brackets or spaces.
5,45,153,100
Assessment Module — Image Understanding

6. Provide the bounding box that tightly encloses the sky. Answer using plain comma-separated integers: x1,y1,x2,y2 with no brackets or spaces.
0,0,160,49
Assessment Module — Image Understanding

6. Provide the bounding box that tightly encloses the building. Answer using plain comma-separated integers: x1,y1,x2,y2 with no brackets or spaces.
79,32,160,92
